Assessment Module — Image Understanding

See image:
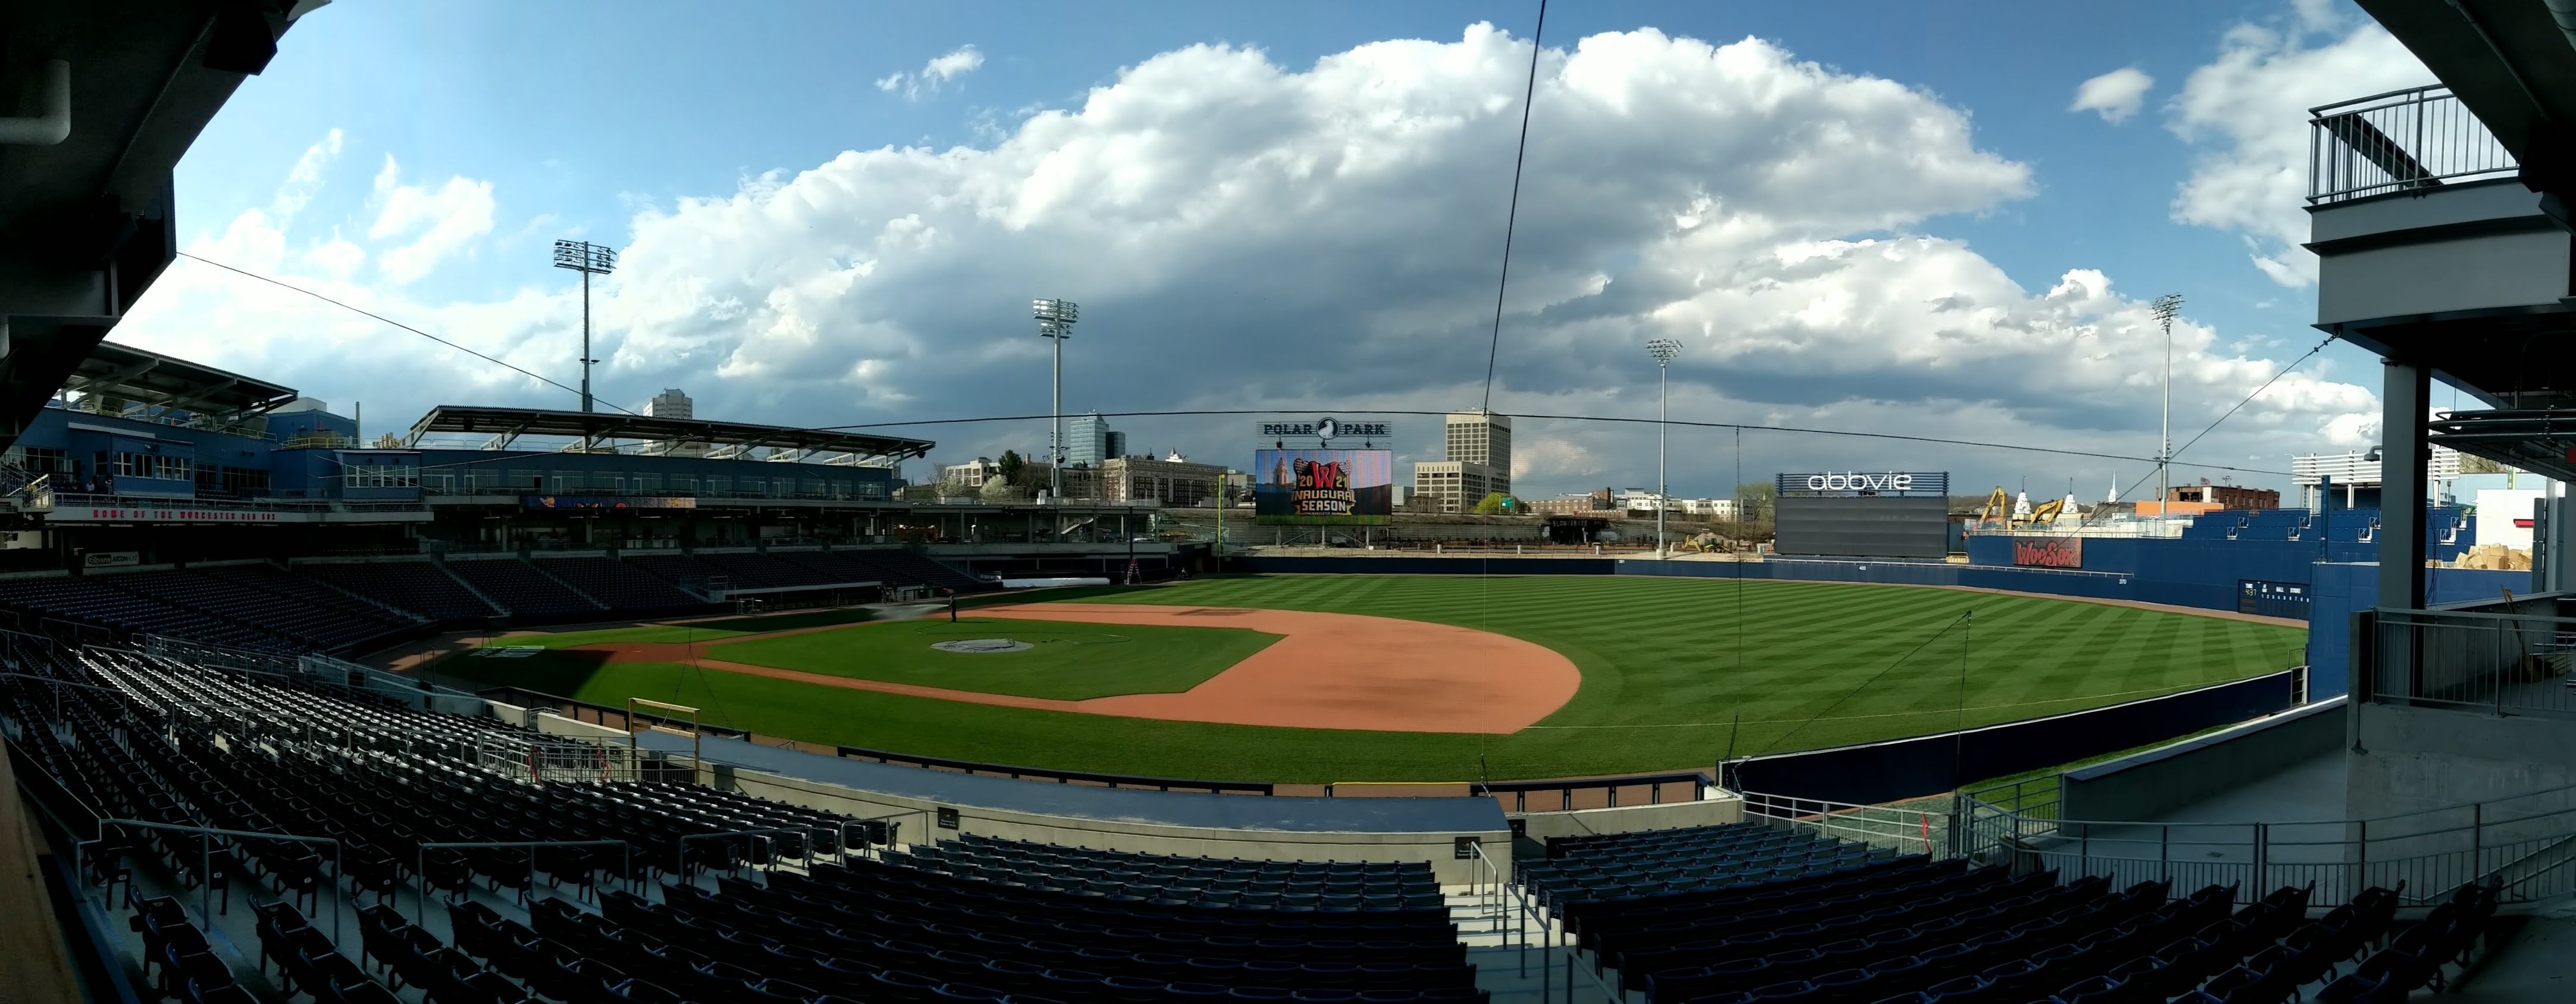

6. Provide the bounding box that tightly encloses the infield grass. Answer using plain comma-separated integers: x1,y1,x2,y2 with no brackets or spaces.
428,575,2305,783
703,617,1280,700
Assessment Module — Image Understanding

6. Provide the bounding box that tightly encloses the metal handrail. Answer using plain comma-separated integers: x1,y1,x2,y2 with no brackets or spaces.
1465,839,1531,987
2308,85,2516,204
1475,771,1712,813
415,839,632,910
678,827,814,879
87,818,341,943
1961,780,2576,906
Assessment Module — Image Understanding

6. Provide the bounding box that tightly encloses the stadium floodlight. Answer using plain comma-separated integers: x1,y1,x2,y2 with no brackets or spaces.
554,240,619,413
1647,338,1682,558
1034,299,1080,503
2149,293,2183,516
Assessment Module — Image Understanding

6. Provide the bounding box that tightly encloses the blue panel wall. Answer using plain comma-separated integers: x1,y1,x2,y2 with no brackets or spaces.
2304,562,2531,696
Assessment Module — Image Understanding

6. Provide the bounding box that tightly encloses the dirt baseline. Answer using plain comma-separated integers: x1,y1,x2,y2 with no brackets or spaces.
579,603,1582,734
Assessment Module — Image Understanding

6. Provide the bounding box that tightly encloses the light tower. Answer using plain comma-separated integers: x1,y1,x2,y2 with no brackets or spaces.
553,240,618,412
1647,337,1682,558
1033,298,1080,502
2149,293,2183,516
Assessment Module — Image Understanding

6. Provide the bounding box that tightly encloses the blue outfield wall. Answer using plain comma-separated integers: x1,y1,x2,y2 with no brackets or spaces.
2304,562,2529,696
1722,671,2298,805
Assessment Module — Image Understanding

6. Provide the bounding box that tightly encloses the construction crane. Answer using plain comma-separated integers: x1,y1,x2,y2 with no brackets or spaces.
1976,487,2012,528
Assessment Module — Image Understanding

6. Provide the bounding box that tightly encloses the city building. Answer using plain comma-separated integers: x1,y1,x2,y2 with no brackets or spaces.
2291,448,2464,510
1066,412,1126,469
940,458,999,489
1411,411,1512,513
1102,451,1227,506
1526,489,1615,515
645,388,693,420
2168,483,2280,510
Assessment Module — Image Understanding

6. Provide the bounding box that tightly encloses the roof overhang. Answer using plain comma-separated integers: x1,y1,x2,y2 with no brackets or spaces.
0,1,321,452
62,339,299,423
404,405,935,462
2356,0,2576,213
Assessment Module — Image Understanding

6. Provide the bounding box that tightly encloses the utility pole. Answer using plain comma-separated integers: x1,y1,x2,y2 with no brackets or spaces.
1648,337,1682,558
2151,293,2183,517
553,240,619,412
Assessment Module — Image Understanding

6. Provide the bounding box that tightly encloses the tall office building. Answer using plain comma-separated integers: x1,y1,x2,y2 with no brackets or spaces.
645,389,693,419
1411,411,1512,513
1068,412,1124,468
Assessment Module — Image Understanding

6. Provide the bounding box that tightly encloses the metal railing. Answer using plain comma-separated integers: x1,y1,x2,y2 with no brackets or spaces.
2310,86,2517,204
1476,771,1713,814
1962,778,2576,907
2365,606,2576,720
1742,790,1955,860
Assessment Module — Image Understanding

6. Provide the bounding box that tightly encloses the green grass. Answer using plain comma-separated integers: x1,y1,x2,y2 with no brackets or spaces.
430,575,2306,783
702,617,1280,700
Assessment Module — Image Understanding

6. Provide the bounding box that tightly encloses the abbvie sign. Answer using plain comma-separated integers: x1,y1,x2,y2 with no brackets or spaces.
1776,470,1949,497
1805,473,1914,493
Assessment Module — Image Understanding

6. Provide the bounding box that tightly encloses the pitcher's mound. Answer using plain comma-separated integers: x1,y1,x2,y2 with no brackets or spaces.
930,638,1033,653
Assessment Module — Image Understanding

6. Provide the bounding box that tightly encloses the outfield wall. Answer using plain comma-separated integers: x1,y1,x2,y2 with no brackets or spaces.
1233,556,1618,575
1721,671,2301,806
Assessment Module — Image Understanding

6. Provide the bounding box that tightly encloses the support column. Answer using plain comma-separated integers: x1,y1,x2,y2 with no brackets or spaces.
2377,361,2428,612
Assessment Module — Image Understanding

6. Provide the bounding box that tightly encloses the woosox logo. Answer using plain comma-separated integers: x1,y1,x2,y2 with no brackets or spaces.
1803,472,1914,492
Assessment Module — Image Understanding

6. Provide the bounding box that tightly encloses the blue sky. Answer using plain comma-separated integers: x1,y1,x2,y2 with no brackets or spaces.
123,0,2437,499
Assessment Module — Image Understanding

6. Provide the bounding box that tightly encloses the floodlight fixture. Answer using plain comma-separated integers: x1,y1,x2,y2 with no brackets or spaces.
553,240,620,412
1034,299,1081,501
1647,338,1682,557
2149,293,2183,512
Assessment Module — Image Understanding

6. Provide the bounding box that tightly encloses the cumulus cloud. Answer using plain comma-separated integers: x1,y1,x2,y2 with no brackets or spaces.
2168,10,2433,285
876,45,985,100
366,155,497,284
118,25,2374,496
2070,67,2153,123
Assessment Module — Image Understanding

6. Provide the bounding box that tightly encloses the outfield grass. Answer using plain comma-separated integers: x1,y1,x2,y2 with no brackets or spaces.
703,617,1280,700
430,575,2306,783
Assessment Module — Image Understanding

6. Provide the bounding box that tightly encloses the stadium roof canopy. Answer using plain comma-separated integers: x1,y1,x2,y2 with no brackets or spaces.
0,0,318,455
403,404,936,461
64,340,300,423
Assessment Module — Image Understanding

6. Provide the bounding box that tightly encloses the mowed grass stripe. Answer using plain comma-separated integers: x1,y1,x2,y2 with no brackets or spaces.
434,575,2304,782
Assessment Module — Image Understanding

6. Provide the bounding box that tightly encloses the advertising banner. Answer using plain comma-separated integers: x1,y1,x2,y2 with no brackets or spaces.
1253,449,1392,526
2011,536,2085,568
522,495,699,511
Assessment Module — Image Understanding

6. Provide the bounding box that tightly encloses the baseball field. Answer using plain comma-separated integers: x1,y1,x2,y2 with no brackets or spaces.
425,575,2306,784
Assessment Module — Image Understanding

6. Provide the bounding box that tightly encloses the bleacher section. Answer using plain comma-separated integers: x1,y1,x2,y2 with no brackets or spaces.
532,556,715,615
0,548,985,660
1518,820,2497,1004
443,558,606,620
105,570,415,654
0,639,1493,1002
298,560,502,624
0,574,294,652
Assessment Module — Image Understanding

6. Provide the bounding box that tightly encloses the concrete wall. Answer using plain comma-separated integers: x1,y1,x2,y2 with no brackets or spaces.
707,760,1513,886
2059,697,2346,822
2347,702,2576,820
534,711,632,742
1511,793,1743,844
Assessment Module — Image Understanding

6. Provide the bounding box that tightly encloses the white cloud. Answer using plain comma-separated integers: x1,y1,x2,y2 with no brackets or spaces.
2168,12,2433,286
118,24,2374,498
2070,67,2153,124
877,45,985,101
366,155,496,283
